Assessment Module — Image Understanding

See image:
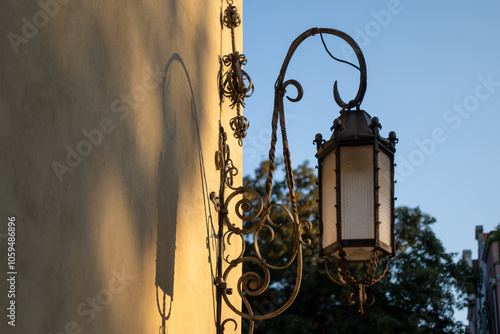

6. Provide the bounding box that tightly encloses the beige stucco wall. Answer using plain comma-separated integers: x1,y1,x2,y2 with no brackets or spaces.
1,0,242,333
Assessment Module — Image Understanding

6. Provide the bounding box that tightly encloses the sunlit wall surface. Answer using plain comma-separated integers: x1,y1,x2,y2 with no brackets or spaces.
1,1,242,333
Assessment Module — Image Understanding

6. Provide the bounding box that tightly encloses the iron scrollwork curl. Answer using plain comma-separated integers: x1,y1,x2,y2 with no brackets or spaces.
218,1,254,145
213,27,371,333
213,124,309,333
324,251,390,314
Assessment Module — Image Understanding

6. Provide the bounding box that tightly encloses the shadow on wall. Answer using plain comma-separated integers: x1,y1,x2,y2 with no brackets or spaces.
156,53,218,332
0,0,220,331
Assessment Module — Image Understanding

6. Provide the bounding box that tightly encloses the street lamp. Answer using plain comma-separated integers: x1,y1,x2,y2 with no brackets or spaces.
315,96,398,313
316,109,398,263
213,3,397,332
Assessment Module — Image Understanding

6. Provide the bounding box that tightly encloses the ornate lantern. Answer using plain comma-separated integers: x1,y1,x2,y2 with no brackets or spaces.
314,103,398,313
316,109,398,263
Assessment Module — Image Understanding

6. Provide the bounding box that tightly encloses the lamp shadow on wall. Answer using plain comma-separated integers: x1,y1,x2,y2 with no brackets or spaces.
156,53,217,332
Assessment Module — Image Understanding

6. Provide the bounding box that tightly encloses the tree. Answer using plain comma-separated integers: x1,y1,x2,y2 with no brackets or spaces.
238,160,479,334
486,223,500,248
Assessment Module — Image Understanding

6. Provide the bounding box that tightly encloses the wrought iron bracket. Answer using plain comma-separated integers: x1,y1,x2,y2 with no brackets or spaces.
212,124,310,334
213,26,384,333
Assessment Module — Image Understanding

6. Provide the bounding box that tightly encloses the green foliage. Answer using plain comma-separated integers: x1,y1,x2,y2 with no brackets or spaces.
486,223,500,249
240,160,477,334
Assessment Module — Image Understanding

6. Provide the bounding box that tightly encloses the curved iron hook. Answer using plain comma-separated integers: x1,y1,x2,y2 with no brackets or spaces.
282,79,304,102
275,27,367,110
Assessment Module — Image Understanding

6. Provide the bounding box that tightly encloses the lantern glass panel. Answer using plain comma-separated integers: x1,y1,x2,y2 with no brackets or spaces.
321,150,337,249
378,150,392,250
340,145,374,241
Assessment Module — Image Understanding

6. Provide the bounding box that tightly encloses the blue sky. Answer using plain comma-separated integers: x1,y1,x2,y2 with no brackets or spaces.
242,0,500,321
